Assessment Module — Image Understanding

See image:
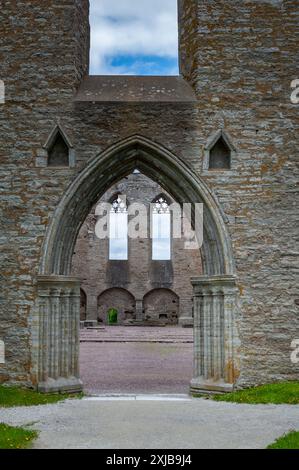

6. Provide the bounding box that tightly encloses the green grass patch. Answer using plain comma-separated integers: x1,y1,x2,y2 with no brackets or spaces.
0,423,38,449
193,382,299,405
268,431,299,449
0,385,83,408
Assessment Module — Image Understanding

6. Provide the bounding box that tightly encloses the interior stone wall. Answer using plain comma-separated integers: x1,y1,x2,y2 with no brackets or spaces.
71,173,202,324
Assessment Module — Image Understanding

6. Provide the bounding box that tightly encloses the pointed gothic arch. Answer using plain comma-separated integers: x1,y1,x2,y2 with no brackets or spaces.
35,135,239,394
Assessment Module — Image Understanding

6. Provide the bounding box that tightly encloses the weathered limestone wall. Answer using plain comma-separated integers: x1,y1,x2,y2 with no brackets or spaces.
0,0,298,388
71,173,203,323
180,0,299,385
0,0,90,385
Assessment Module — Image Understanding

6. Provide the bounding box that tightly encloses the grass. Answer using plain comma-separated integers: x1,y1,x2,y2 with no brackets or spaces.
0,423,38,449
0,385,83,408
193,381,299,405
268,431,299,449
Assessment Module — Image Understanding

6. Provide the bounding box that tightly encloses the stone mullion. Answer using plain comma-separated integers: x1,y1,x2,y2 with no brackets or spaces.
72,288,81,377
61,288,70,378
212,288,223,381
223,287,237,384
51,288,61,380
203,290,212,379
69,288,80,377
38,290,50,382
193,292,203,378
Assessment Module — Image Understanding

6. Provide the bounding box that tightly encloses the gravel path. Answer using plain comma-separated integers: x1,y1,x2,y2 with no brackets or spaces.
80,342,193,395
1,397,299,449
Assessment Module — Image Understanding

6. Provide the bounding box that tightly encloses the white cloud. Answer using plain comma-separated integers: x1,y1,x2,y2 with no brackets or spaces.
89,0,179,75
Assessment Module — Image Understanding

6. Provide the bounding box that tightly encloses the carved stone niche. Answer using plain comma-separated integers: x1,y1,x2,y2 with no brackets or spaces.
35,276,83,393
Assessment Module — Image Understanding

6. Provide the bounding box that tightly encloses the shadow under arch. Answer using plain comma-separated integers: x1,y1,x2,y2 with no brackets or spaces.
97,287,136,324
35,135,239,395
143,288,180,325
40,134,235,277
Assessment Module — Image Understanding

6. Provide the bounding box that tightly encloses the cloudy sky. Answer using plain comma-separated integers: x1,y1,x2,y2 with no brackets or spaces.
89,0,179,75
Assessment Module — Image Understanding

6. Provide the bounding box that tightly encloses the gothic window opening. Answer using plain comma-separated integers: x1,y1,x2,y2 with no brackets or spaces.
152,196,171,261
209,136,231,170
109,195,128,260
48,132,70,167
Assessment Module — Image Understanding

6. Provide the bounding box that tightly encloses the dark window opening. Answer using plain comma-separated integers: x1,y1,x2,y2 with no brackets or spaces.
48,133,69,167
209,137,231,170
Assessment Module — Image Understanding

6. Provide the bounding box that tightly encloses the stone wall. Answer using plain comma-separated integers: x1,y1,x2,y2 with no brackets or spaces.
179,0,299,386
0,0,298,388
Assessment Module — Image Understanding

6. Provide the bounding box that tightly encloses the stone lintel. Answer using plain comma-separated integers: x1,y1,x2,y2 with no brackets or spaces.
74,76,198,104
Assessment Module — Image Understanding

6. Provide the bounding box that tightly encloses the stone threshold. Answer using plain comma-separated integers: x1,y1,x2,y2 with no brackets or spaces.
80,339,193,344
83,394,192,402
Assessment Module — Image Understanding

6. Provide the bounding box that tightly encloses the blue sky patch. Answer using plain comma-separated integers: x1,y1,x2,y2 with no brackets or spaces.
89,0,179,76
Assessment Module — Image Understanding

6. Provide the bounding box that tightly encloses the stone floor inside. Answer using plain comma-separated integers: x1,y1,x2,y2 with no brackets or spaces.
80,326,193,395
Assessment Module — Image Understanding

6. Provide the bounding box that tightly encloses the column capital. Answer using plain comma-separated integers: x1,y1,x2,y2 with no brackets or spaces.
191,275,237,295
37,275,81,291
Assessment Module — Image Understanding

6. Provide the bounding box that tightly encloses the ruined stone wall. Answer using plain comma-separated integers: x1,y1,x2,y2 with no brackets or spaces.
0,0,298,387
0,0,90,385
179,0,299,386
71,173,203,323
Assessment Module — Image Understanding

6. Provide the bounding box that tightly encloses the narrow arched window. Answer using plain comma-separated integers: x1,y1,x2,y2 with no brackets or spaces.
209,136,231,170
151,196,171,261
109,195,128,260
48,132,69,167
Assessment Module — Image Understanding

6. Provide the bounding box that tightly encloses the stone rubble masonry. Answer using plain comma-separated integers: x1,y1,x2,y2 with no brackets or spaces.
0,0,298,388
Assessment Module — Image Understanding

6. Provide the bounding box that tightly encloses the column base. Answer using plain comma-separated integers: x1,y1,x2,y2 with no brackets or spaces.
179,317,194,328
190,377,234,395
38,377,83,394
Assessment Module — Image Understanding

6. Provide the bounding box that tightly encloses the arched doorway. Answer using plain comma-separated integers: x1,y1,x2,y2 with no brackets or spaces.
143,289,179,325
34,135,239,394
97,288,136,324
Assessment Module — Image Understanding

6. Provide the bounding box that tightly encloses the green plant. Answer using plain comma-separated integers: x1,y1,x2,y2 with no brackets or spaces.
0,385,83,408
0,423,38,449
193,382,299,405
108,308,118,325
268,431,299,449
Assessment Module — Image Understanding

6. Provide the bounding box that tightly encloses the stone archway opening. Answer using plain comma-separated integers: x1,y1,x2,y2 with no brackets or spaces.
97,288,136,325
143,289,179,325
34,135,239,394
72,170,199,394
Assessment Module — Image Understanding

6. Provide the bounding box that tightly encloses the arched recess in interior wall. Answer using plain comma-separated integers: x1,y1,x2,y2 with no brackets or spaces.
97,288,136,324
143,288,179,325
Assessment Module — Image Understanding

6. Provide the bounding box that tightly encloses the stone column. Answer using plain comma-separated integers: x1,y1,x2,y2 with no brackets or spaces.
135,299,144,322
86,293,98,321
36,276,83,393
178,296,194,328
190,275,238,394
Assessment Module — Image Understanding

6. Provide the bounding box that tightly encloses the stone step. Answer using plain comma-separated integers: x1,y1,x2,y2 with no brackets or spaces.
80,326,193,344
